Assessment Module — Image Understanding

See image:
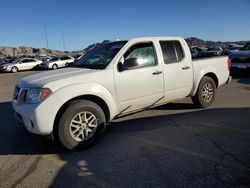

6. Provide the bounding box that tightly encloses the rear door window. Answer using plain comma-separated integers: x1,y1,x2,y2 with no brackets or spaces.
160,40,184,64
173,41,184,61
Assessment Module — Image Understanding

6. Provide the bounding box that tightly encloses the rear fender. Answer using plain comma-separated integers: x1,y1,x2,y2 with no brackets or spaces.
191,66,219,96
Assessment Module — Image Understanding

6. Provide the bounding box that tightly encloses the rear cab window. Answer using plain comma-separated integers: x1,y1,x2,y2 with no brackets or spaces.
160,40,184,64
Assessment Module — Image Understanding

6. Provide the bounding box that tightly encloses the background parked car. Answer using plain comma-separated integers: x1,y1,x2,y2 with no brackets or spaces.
191,46,224,58
0,57,8,65
229,42,250,71
39,55,74,69
5,57,17,64
228,44,244,53
190,47,206,58
40,55,57,63
0,58,42,73
205,47,223,57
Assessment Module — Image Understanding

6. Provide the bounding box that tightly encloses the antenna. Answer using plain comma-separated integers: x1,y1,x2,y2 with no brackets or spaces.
44,24,49,49
61,29,66,51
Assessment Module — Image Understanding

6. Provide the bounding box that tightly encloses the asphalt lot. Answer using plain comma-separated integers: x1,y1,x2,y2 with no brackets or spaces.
0,70,250,188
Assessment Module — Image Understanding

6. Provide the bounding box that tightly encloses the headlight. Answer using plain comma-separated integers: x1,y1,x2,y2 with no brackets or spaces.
3,66,8,69
25,88,51,103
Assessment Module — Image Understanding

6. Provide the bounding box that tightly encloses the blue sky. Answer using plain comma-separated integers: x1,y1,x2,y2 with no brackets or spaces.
0,0,249,50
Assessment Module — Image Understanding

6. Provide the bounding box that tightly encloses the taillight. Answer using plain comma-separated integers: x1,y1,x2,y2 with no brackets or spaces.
227,58,231,72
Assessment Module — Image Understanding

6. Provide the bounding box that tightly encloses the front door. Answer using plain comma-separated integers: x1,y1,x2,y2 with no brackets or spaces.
114,42,164,113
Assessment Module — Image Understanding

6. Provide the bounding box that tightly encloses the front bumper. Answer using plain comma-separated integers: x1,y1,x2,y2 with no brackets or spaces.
0,66,11,72
12,92,61,136
13,102,49,135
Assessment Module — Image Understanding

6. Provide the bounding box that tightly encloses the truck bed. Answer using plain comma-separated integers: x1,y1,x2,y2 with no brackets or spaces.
192,56,229,90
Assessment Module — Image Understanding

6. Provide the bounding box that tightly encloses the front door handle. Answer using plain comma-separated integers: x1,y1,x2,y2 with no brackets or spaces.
182,66,190,70
152,70,162,75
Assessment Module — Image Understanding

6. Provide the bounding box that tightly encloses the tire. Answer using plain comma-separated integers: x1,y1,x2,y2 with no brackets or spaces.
58,100,106,150
192,76,216,108
11,66,18,73
52,64,58,70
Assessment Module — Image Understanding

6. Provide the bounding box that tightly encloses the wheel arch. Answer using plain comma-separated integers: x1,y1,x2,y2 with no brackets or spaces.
191,72,219,96
203,72,219,88
52,63,58,69
11,66,19,72
53,94,111,139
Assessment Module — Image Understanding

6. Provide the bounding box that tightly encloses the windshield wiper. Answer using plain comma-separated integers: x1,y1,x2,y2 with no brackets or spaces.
73,63,104,70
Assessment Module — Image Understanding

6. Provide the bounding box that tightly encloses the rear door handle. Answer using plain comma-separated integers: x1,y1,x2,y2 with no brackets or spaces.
182,66,190,70
152,70,162,75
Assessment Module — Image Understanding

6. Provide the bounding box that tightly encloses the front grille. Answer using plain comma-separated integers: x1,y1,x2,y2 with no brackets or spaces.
231,58,250,64
13,86,27,105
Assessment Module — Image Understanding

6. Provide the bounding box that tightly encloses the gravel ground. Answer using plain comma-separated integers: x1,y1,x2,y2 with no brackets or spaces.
0,70,249,188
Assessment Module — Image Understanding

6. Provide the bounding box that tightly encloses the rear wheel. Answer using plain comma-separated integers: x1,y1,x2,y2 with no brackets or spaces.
58,100,106,150
52,64,58,70
192,76,216,108
11,66,18,73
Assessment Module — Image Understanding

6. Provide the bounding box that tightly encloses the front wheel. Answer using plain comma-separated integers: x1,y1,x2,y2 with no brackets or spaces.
11,66,18,73
192,76,216,108
58,100,106,150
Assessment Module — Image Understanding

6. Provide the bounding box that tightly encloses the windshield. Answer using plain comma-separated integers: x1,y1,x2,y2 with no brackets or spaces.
10,58,20,64
75,41,127,69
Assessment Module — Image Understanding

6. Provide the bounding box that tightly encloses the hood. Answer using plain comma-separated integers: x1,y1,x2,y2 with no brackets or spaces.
229,50,250,58
18,67,102,90
0,63,16,67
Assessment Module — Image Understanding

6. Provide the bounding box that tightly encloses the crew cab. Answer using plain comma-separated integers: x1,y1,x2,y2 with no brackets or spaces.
12,37,231,150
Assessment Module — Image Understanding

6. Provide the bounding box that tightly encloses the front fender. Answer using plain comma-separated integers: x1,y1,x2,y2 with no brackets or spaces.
54,83,118,120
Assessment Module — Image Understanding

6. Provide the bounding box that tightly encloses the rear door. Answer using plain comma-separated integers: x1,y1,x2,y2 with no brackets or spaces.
57,57,65,67
159,40,193,101
114,41,164,112
27,59,39,69
60,56,71,67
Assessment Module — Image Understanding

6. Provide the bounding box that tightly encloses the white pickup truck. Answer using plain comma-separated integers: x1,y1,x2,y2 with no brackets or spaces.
12,37,231,150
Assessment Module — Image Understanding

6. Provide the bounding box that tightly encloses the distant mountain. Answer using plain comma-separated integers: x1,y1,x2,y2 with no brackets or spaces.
0,40,110,57
0,46,66,57
0,46,6,50
71,40,110,55
185,37,248,48
0,38,248,57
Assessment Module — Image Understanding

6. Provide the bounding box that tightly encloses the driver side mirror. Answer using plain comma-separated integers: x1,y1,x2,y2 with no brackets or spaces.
118,58,138,72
